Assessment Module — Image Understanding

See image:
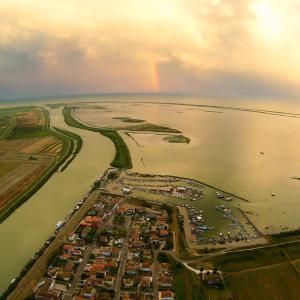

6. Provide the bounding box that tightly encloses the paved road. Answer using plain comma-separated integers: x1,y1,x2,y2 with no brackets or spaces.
68,243,95,294
114,217,132,300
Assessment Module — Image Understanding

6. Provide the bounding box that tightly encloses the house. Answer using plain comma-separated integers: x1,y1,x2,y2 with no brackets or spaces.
103,276,114,288
160,263,172,273
99,246,112,257
99,235,109,245
139,276,152,289
55,270,73,282
84,277,103,288
128,250,141,262
125,262,139,276
106,260,118,271
91,263,106,277
123,278,135,289
159,229,169,238
159,290,174,300
122,187,131,194
81,286,96,298
122,292,133,300
131,241,145,248
202,270,223,287
63,244,75,253
67,232,77,242
140,262,152,272
34,279,62,300
158,273,172,288
112,247,121,259
157,222,168,230
142,250,152,260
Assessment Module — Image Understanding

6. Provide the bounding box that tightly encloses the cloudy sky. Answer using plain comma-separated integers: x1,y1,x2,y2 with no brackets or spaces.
0,0,300,100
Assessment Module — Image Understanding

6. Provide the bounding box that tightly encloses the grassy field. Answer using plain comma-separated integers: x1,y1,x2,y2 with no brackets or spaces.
294,259,300,273
225,263,300,300
63,107,132,169
159,254,205,300
211,247,287,272
281,243,300,260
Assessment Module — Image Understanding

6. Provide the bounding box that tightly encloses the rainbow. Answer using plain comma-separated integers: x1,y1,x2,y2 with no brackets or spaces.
149,61,160,92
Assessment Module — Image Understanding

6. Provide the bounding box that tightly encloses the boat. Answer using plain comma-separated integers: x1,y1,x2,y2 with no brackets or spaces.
55,220,65,230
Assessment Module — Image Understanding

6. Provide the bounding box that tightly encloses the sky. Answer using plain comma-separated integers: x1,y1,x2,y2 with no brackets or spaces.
0,0,300,100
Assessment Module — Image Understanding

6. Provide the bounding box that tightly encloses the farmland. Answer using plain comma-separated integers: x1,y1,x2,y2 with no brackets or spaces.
191,239,300,299
0,106,81,223
225,263,300,300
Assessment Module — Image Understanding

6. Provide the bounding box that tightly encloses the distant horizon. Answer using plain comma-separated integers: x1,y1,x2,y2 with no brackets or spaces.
1,91,299,105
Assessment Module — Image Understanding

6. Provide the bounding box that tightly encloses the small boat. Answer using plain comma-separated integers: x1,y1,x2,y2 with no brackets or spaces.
260,151,264,155
55,221,65,230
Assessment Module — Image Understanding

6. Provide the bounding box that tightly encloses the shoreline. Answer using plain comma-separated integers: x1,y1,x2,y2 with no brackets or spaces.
2,169,111,299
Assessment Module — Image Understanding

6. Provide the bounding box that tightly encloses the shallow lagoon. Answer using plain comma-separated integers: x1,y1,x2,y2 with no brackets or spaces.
76,101,300,233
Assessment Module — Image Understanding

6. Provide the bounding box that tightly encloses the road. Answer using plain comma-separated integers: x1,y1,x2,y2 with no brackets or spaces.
114,217,132,300
68,243,95,294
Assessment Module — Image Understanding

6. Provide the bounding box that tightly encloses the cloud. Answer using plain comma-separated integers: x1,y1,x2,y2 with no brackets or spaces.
0,0,300,99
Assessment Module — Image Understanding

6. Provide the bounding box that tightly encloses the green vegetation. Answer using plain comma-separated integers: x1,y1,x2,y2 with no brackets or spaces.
0,116,12,139
211,247,287,272
53,127,82,155
85,227,97,243
119,123,181,133
164,134,190,144
53,126,83,172
281,243,300,260
175,208,189,258
270,228,300,242
46,103,65,109
166,255,204,300
63,107,132,169
7,125,50,139
113,116,145,123
113,215,125,225
0,106,36,140
225,263,300,300
163,234,174,250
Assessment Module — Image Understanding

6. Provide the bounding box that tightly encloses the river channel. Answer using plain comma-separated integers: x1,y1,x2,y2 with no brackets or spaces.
0,108,114,292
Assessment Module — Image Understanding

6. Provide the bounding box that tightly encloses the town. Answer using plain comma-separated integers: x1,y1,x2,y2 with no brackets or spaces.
31,183,177,299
